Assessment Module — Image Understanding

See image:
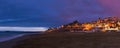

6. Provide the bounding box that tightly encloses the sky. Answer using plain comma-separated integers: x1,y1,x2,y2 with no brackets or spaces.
0,0,119,27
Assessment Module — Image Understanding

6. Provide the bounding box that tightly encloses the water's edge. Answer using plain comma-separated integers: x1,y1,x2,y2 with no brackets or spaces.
0,31,43,42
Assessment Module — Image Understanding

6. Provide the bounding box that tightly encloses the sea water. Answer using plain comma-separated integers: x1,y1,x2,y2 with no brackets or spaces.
0,31,42,42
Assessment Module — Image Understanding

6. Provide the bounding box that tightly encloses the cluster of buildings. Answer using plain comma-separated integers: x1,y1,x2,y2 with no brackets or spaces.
46,16,120,32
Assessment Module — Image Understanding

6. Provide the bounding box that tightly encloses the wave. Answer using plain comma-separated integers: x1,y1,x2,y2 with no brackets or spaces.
0,34,25,42
0,31,44,42
0,27,48,32
0,27,47,42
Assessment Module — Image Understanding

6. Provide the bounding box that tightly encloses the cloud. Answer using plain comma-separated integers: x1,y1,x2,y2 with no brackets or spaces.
98,0,120,16
0,19,23,22
0,0,112,27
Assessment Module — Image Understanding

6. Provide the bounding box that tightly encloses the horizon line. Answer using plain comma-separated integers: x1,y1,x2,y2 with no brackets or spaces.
0,26,48,32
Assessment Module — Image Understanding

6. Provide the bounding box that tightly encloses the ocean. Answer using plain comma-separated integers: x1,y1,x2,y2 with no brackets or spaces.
0,31,42,42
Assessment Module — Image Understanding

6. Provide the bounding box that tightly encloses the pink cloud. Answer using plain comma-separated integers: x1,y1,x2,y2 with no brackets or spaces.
98,0,120,16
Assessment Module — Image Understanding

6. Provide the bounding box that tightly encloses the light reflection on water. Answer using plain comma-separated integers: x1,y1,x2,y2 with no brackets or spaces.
0,31,42,42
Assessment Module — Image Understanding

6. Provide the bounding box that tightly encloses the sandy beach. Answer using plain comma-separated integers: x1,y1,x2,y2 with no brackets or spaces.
1,32,120,48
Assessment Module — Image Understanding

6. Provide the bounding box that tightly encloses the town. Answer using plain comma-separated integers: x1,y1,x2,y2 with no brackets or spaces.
46,16,120,32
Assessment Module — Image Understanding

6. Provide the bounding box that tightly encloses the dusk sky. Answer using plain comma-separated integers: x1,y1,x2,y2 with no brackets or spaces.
0,0,119,27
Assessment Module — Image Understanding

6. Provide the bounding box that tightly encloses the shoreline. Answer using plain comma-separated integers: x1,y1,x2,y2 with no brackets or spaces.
0,32,43,48
0,34,25,42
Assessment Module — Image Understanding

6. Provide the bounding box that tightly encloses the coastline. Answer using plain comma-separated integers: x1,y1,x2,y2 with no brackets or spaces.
0,32,43,48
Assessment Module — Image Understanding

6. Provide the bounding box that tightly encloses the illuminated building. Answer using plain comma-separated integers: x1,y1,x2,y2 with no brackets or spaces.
46,16,120,32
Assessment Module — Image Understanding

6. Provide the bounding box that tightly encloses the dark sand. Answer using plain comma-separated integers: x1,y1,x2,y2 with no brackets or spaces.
1,32,120,48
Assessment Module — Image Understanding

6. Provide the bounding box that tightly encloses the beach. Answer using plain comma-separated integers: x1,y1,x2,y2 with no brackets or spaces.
1,32,120,48
0,32,43,48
